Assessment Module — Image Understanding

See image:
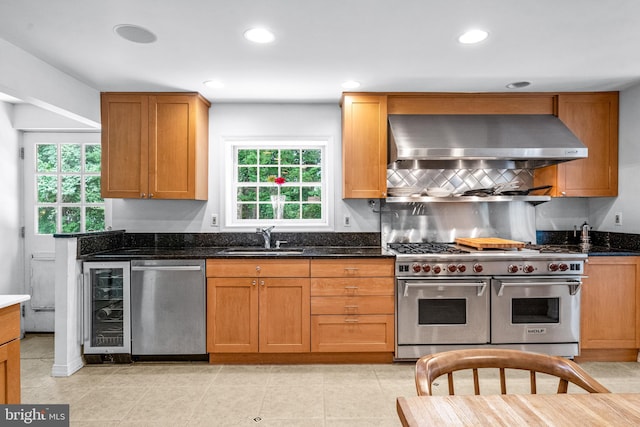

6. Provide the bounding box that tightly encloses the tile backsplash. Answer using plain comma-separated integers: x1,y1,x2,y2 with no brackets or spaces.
387,169,534,192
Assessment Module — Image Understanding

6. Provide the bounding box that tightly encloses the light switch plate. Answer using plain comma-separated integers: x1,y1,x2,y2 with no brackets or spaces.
211,214,219,227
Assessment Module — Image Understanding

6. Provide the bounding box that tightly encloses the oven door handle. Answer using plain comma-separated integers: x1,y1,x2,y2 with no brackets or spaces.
495,279,583,297
402,281,488,297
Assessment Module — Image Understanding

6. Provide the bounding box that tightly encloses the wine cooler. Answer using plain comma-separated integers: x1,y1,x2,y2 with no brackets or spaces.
83,262,131,354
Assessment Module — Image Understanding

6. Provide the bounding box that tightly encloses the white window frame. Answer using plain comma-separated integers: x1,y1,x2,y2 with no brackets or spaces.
223,137,333,231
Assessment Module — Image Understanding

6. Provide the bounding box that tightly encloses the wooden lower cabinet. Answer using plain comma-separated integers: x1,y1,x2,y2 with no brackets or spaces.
310,258,395,353
206,259,310,354
577,256,640,362
0,304,21,404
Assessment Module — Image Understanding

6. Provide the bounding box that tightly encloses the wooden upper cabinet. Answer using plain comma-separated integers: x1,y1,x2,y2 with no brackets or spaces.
387,93,556,115
341,94,388,199
101,92,210,200
535,92,619,197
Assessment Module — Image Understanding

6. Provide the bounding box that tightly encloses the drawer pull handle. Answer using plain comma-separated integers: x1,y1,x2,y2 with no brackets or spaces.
344,318,359,323
344,286,359,289
344,305,359,309
344,267,359,271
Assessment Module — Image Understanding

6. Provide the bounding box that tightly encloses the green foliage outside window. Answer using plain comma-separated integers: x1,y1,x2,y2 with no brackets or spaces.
35,143,104,234
235,146,323,221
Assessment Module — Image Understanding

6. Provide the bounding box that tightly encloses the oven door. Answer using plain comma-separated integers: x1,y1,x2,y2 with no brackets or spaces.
397,278,490,345
490,276,582,344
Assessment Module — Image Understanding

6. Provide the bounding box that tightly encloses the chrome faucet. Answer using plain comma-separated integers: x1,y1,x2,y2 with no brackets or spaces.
257,226,275,249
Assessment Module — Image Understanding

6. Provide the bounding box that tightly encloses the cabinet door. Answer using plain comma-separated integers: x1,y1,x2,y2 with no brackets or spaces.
207,278,258,353
581,257,640,349
535,92,619,197
342,94,388,198
259,278,310,353
101,93,149,198
149,95,208,200
0,339,21,404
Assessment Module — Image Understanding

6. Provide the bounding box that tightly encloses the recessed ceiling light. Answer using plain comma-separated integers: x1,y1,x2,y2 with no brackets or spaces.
244,28,275,44
458,29,489,44
113,24,157,44
341,80,361,89
506,81,531,89
204,80,225,89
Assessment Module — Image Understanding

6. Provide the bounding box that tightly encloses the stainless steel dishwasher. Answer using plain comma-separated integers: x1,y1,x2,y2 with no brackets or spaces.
130,259,206,355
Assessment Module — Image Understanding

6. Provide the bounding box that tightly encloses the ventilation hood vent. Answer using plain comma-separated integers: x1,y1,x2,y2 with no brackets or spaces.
388,114,588,170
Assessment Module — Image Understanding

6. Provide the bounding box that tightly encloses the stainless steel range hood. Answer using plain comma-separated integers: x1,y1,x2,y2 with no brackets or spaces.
388,114,588,169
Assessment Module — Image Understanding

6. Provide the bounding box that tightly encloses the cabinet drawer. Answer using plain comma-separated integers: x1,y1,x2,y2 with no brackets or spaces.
311,315,394,352
0,304,20,345
310,258,394,278
207,259,310,277
311,296,394,315
311,278,394,296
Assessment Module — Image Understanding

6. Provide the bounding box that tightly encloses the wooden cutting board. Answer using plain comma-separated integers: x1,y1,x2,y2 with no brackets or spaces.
455,237,525,250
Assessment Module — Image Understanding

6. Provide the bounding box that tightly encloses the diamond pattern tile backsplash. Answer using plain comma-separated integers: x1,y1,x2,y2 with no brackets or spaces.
387,169,534,192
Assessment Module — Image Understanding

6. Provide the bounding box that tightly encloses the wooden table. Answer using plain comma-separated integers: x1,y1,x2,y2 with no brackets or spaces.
397,393,640,426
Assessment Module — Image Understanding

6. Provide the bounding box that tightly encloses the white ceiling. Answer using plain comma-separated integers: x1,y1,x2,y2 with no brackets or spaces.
1,0,639,103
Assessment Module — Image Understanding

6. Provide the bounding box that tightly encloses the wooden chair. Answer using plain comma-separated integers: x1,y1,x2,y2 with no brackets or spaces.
415,348,610,396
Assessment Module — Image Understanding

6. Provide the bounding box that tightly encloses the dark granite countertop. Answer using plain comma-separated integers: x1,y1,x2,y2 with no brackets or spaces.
83,246,395,261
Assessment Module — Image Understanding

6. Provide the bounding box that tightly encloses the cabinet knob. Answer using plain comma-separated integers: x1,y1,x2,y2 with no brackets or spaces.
256,265,261,272
141,193,146,198
260,280,265,286
149,193,154,198
252,280,257,286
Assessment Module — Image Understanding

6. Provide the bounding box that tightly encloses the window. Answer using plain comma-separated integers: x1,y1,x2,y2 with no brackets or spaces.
35,142,104,234
227,139,328,227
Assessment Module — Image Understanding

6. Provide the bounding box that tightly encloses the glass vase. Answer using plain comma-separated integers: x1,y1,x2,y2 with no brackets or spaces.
270,194,286,219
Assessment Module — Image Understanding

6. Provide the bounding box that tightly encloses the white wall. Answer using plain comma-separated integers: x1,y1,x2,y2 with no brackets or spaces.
111,103,380,233
0,101,23,294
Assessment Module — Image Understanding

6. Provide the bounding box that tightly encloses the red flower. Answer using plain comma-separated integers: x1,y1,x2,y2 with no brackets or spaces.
274,176,286,185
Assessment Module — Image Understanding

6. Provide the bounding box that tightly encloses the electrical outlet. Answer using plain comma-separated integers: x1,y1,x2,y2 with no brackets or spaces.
343,215,351,227
211,214,219,227
615,212,622,226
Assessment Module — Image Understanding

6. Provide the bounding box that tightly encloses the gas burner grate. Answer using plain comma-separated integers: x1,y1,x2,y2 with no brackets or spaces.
388,242,470,255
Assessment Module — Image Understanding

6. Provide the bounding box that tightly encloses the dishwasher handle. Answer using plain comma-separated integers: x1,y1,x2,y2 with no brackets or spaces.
131,265,202,272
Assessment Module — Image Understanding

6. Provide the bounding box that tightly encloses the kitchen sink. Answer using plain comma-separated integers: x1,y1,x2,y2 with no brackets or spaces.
219,247,304,256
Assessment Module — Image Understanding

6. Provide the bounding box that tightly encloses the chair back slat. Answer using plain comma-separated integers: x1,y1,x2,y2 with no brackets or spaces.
415,349,610,396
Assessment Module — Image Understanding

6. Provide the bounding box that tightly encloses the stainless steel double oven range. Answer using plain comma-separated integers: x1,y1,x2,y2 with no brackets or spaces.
390,242,587,360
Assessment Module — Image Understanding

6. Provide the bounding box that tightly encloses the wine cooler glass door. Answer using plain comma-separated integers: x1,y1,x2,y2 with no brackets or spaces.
83,262,131,354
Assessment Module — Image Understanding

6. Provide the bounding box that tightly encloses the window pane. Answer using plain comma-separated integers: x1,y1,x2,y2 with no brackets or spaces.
85,176,103,203
284,203,300,219
238,204,257,220
237,187,257,202
37,207,57,234
37,176,58,203
61,144,81,172
259,167,278,182
61,207,81,233
281,149,300,164
302,166,321,183
85,207,105,232
302,149,321,165
302,204,321,219
281,187,300,201
85,145,101,172
302,186,322,201
259,187,273,202
36,144,57,172
238,149,257,165
259,149,278,165
258,203,273,219
61,175,81,203
238,167,257,183
281,166,300,182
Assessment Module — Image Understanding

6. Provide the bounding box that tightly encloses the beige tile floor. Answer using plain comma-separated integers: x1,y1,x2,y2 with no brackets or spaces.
20,334,640,426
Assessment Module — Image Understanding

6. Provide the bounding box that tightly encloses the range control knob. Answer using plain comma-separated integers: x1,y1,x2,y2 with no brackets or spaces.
508,264,519,274
457,264,467,273
548,263,559,272
433,265,442,274
523,264,535,274
447,264,458,273
412,263,422,273
422,264,431,273
558,263,569,271
473,263,483,273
